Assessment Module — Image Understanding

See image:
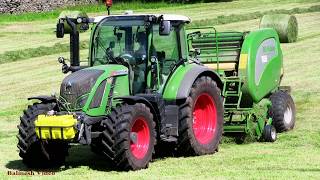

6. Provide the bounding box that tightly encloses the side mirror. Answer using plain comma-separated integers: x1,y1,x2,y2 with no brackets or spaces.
159,20,171,36
56,22,64,38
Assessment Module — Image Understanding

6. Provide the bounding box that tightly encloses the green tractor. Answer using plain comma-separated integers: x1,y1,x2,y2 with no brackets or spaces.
17,10,295,170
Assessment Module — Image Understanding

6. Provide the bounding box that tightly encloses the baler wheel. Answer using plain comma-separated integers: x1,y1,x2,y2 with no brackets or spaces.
111,103,156,170
177,76,223,155
269,91,296,132
263,125,277,142
17,103,69,168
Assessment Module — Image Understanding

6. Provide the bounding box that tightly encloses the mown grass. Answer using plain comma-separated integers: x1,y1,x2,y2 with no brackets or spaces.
0,0,318,58
190,5,320,27
1,5,319,64
0,1,320,179
0,41,89,64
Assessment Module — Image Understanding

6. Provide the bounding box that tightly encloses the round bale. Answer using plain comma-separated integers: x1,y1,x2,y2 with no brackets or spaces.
260,14,298,43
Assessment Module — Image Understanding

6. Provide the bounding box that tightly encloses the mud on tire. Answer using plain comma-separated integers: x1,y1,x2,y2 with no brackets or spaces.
177,76,224,156
17,103,69,168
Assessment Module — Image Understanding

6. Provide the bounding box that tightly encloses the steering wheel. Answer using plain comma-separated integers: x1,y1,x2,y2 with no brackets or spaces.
119,53,136,65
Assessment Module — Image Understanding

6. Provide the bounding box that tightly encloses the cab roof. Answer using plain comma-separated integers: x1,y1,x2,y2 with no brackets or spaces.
93,14,191,23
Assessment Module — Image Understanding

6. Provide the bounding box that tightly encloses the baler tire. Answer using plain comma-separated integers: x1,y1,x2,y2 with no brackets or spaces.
177,76,224,156
112,103,156,171
269,91,296,132
17,103,69,168
263,125,277,142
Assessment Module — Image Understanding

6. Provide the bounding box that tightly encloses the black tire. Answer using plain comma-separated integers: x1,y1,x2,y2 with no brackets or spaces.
90,138,103,155
177,76,224,155
17,103,69,168
90,112,116,156
269,90,296,132
101,103,156,170
99,108,117,160
263,125,277,142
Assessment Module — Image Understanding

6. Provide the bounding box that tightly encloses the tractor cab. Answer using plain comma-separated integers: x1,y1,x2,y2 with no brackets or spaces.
89,14,190,94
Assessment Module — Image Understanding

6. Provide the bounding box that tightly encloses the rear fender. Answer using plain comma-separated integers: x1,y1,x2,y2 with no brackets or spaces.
163,64,223,101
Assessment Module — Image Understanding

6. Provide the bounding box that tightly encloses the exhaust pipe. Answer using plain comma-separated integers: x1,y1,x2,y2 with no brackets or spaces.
66,18,80,67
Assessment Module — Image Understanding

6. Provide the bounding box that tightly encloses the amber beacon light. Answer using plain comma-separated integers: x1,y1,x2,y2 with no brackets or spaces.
106,0,113,15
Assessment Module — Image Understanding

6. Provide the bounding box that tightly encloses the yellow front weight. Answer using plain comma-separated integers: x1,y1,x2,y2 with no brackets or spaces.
35,114,77,140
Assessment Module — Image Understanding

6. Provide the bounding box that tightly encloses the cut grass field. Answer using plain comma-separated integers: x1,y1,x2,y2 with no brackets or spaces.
1,1,320,179
0,0,319,63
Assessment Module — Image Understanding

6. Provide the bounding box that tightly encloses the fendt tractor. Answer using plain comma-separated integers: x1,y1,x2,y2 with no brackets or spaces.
17,2,296,170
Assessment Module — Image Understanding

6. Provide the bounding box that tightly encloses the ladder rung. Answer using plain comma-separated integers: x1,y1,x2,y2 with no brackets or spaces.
225,90,238,93
225,94,240,97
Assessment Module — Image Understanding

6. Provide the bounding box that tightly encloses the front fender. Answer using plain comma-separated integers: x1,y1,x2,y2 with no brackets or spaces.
115,95,159,121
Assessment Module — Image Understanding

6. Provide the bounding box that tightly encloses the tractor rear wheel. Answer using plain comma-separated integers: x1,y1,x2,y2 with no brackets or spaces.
177,76,223,155
105,103,156,170
17,103,69,168
269,90,296,132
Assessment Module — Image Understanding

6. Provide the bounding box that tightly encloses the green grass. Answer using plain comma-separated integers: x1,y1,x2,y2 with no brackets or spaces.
0,41,89,64
0,2,181,24
0,0,318,24
0,5,320,63
0,1,320,179
0,0,318,55
189,5,320,27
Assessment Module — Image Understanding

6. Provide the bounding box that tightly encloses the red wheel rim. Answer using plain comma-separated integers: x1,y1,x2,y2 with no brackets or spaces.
192,93,217,145
130,117,150,159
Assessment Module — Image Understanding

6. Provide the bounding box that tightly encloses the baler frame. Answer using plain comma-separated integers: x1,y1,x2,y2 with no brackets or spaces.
187,27,275,140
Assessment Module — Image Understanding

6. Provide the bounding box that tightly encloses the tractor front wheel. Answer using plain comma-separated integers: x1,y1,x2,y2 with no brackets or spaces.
17,103,69,168
269,90,296,132
111,103,156,170
177,76,224,155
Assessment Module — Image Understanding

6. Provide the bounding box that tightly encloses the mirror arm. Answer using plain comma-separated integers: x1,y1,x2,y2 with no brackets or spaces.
65,17,77,34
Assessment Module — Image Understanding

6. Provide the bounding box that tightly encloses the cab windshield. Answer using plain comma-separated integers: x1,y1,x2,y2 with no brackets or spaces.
92,19,147,66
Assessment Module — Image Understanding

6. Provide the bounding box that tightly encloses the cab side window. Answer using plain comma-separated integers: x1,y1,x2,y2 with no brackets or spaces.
153,26,179,76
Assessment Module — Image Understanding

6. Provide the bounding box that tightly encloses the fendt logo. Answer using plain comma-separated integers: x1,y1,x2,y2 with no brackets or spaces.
65,81,72,94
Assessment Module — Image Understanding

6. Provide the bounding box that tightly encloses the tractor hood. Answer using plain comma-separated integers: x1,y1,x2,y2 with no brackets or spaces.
60,64,129,115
